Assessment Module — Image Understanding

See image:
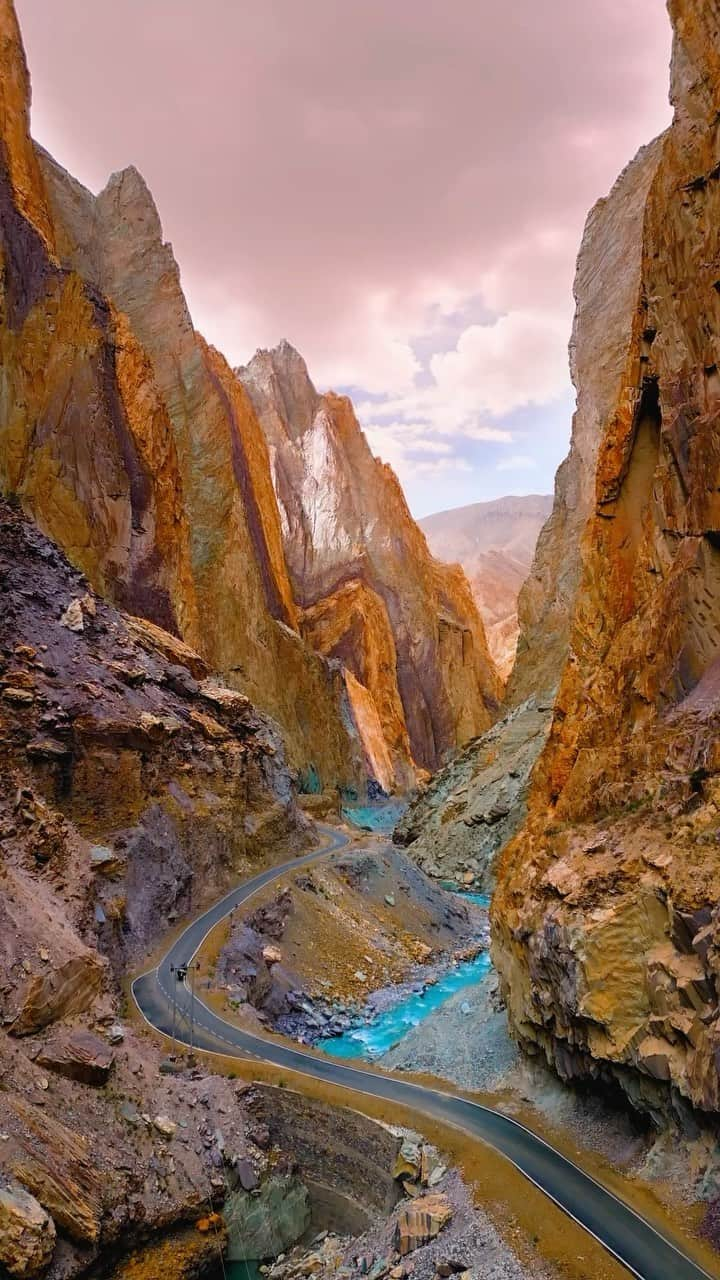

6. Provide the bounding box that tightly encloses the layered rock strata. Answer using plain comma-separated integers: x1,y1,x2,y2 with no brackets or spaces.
238,342,502,777
493,0,720,1120
0,495,312,1275
0,0,499,796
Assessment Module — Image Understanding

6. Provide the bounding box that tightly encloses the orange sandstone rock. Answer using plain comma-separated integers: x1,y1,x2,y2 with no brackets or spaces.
492,1,720,1117
238,343,502,774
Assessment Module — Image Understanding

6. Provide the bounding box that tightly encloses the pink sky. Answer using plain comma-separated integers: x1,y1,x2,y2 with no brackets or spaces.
16,1,673,515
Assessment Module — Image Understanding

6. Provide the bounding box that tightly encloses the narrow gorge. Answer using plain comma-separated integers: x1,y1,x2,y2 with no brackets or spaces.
3,1,720,1279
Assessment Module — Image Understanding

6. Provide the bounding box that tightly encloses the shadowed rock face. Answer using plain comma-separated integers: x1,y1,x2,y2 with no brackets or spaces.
492,1,720,1119
0,493,310,1273
238,343,502,774
393,136,666,890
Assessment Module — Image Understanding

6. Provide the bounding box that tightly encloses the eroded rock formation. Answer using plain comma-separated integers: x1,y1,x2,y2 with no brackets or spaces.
0,0,499,795
238,342,502,776
493,0,720,1120
1,91,364,788
0,493,313,1274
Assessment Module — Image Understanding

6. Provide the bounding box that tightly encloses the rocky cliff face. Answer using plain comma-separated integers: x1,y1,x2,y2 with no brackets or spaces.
492,0,720,1121
396,98,673,914
0,0,498,797
238,343,502,777
420,495,553,680
0,495,309,1275
27,144,371,791
508,139,665,707
0,0,364,796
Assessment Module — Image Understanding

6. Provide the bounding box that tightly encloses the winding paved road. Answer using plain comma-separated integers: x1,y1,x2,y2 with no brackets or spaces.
132,825,716,1280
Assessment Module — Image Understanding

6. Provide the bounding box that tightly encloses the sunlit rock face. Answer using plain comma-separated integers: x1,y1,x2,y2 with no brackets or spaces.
238,342,502,774
301,579,416,792
493,1,720,1118
508,139,665,709
0,0,498,794
0,3,195,640
0,0,369,790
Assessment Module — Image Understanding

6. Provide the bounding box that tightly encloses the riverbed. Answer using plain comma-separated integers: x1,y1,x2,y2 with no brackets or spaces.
316,948,493,1059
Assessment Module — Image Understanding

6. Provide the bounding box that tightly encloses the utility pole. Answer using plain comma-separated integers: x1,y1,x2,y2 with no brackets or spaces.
175,964,188,1054
169,964,178,1054
186,961,198,1052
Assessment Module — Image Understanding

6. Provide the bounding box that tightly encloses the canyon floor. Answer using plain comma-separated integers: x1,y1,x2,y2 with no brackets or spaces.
151,820,720,1280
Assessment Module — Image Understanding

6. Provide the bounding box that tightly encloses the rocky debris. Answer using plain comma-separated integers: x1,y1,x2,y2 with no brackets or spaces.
0,1092,104,1244
10,956,106,1037
214,846,484,1046
0,488,307,1270
395,1193,453,1255
265,1165,546,1280
264,1231,347,1280
238,341,501,780
34,1030,114,1085
153,1115,177,1138
0,493,308,1005
59,596,95,634
89,844,125,876
0,1179,55,1278
395,696,552,890
419,495,553,681
393,1136,423,1183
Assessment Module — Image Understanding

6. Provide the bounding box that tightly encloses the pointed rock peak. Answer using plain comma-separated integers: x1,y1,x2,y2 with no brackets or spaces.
238,339,320,438
97,164,163,240
0,0,56,255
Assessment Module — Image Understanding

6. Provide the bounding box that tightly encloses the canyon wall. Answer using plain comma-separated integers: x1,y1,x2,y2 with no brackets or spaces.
493,0,720,1120
0,0,370,792
238,342,502,776
394,136,664,887
0,495,310,1275
0,0,499,794
508,138,665,707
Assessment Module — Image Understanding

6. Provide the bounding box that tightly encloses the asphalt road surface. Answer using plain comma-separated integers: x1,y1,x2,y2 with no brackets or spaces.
132,825,717,1280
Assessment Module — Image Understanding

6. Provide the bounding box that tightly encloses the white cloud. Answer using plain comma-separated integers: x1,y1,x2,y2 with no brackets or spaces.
496,454,537,472
430,309,571,418
415,457,472,474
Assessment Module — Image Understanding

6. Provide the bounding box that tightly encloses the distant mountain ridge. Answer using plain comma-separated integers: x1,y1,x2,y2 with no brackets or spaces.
420,495,553,679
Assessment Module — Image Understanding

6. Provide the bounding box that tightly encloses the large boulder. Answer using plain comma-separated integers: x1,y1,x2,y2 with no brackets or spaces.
224,1175,310,1262
35,1031,114,1086
395,1192,453,1256
0,1181,55,1277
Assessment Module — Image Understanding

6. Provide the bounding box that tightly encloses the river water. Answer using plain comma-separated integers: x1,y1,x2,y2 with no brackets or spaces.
316,948,492,1060
315,891,492,1061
